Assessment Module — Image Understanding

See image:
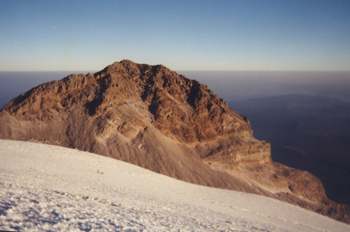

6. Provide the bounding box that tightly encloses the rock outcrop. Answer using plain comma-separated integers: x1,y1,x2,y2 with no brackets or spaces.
0,60,349,223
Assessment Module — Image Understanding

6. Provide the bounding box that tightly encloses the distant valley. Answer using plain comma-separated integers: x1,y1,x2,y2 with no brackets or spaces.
229,95,350,205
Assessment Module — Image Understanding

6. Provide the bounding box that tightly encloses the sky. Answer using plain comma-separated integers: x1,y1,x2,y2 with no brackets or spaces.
0,0,350,71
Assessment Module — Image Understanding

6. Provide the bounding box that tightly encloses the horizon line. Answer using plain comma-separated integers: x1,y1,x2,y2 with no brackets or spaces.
1,70,350,73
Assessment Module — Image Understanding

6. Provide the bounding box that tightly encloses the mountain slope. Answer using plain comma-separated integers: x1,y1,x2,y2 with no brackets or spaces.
2,140,350,231
0,60,349,223
229,95,350,205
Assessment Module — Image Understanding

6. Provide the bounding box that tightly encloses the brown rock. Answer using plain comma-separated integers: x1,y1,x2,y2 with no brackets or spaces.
0,60,349,223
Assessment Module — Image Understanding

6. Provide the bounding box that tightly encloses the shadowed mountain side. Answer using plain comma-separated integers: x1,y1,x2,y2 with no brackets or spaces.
229,95,350,205
0,61,349,223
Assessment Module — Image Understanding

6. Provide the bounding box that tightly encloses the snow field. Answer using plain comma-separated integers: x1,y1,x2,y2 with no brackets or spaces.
0,140,349,231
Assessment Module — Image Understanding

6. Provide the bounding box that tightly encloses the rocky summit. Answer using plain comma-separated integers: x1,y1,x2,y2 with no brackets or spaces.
0,60,349,223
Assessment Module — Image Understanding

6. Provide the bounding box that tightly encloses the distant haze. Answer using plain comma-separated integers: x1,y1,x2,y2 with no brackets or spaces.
182,71,350,102
1,71,350,109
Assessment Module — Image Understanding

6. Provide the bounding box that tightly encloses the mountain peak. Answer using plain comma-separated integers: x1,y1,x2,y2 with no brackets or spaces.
3,60,254,145
1,60,349,223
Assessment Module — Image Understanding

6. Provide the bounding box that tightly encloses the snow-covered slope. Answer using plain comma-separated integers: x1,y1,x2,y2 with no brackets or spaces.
0,140,348,231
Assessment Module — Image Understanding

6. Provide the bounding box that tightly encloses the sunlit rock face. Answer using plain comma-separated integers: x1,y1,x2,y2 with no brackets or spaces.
0,60,349,223
0,60,268,163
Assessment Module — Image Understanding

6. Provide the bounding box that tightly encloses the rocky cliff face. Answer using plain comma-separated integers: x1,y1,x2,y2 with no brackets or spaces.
0,60,349,223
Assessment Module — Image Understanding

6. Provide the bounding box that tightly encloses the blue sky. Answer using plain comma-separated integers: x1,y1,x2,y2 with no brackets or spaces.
1,0,349,71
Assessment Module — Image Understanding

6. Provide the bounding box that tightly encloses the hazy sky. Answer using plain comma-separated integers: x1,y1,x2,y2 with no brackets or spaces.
1,0,350,71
